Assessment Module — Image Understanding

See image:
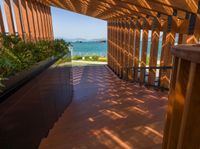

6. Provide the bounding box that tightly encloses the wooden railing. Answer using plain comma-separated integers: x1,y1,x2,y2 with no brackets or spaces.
163,45,200,149
123,66,173,90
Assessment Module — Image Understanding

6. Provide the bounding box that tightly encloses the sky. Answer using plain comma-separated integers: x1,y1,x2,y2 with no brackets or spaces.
51,7,107,40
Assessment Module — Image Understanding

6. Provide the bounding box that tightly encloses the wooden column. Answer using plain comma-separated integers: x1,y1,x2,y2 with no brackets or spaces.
107,22,110,67
140,19,149,82
31,0,39,40
13,0,23,38
45,6,51,40
48,7,54,40
20,0,30,40
0,7,5,33
113,21,117,72
26,0,36,40
122,20,129,79
4,0,16,34
133,21,141,81
127,20,135,80
148,17,160,85
118,21,123,78
116,20,120,75
160,16,176,89
41,5,48,40
37,2,44,39
163,45,200,149
110,22,114,69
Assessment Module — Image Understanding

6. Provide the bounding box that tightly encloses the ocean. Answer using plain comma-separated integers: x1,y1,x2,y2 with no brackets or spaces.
70,42,107,57
69,35,179,59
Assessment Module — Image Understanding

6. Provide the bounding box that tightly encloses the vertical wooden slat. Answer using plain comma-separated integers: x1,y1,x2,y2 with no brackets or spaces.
48,7,54,39
160,32,175,88
37,2,44,39
13,0,23,38
45,6,51,40
128,20,135,80
31,0,39,40
119,21,123,77
0,7,5,33
26,0,36,40
148,18,160,85
34,1,42,39
123,20,129,79
20,0,30,40
140,27,148,82
117,21,120,75
133,23,140,81
4,0,15,34
41,5,48,40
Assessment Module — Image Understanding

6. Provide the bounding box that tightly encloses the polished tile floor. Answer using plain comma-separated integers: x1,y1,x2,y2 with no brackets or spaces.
39,65,168,149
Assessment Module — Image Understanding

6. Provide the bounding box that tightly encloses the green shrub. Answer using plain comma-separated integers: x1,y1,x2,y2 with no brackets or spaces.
73,56,82,60
91,55,99,61
84,56,91,61
0,33,70,87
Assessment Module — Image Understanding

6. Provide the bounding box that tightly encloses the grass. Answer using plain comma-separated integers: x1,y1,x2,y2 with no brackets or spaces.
72,55,107,62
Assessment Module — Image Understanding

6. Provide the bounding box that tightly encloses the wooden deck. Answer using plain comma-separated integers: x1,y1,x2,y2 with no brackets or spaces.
39,65,168,149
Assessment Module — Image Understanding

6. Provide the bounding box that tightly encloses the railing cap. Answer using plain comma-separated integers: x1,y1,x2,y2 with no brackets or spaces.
172,44,200,63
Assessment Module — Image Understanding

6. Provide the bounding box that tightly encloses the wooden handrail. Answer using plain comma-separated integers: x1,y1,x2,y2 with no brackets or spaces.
172,44,200,63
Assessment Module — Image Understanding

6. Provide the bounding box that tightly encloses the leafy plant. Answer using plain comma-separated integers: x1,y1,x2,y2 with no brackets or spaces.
0,34,70,92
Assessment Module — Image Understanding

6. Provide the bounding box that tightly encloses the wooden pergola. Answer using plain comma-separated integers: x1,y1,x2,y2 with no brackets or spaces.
0,0,200,149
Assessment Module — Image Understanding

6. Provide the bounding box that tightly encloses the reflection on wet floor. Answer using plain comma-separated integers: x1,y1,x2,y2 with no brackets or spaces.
0,62,73,149
40,65,168,149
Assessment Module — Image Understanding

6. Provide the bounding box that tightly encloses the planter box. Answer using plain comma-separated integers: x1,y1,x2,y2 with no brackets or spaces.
0,55,63,101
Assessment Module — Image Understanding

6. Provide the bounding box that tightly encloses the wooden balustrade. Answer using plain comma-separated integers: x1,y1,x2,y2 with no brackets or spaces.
163,45,200,149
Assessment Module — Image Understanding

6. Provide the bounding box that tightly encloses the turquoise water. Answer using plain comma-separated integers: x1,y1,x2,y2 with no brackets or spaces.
70,42,107,57
70,34,178,60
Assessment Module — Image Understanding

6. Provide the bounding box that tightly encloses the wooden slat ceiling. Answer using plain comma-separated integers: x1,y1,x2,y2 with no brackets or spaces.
40,0,199,21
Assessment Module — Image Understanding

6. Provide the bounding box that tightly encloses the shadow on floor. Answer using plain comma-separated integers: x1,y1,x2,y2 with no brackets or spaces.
39,65,168,149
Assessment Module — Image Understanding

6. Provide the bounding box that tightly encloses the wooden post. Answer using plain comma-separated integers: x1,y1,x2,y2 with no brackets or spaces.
140,19,149,83
26,0,36,41
119,21,123,78
160,16,176,89
133,20,141,81
31,0,40,40
13,0,23,38
20,0,30,40
116,20,120,75
48,7,54,40
128,19,135,80
148,17,160,86
4,0,16,34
